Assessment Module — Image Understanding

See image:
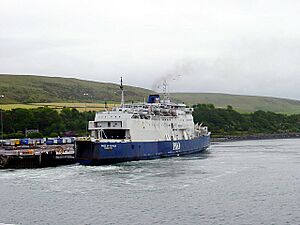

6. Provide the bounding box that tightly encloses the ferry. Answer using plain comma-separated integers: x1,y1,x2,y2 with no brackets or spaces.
75,78,210,165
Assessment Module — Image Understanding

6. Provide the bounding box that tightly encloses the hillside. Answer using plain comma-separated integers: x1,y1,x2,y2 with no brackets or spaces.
0,74,152,103
172,93,300,114
1,75,300,114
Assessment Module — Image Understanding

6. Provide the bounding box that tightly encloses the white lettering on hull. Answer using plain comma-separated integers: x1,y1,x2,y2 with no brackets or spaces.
101,144,117,150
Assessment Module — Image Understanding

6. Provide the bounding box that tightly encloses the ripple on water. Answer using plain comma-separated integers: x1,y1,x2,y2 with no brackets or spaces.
0,139,300,225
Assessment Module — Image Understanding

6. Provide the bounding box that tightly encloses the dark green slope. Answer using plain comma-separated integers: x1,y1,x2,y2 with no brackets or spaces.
172,93,300,114
0,74,152,103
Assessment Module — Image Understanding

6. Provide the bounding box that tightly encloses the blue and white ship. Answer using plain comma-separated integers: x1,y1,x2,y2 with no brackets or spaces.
75,78,210,165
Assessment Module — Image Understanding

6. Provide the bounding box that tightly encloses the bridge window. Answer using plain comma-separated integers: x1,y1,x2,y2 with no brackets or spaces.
102,129,126,139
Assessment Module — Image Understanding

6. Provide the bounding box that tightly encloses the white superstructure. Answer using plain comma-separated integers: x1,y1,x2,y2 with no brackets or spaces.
88,95,208,142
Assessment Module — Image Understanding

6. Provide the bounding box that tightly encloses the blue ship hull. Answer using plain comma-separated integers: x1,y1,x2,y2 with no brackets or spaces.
75,135,210,165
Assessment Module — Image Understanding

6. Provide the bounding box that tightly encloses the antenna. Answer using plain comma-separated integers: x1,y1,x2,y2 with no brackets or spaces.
120,76,124,107
162,79,170,103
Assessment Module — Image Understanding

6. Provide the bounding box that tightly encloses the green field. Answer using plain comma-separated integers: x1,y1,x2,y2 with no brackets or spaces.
1,74,300,114
0,74,152,103
172,93,300,114
1,102,116,112
1,104,42,110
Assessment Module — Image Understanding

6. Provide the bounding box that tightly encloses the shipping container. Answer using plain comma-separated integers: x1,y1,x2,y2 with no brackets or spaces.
21,139,29,145
46,139,54,145
57,138,63,144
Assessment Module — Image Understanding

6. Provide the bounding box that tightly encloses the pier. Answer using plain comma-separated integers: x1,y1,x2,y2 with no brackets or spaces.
0,138,75,169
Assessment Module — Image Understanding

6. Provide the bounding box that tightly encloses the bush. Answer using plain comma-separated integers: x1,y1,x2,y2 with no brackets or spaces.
27,132,43,138
193,104,300,135
49,132,59,137
5,132,25,139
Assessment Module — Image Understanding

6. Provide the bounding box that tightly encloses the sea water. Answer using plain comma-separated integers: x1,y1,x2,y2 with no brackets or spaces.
0,139,299,225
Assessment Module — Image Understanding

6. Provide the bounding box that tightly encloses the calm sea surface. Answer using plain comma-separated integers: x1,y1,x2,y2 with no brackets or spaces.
0,139,300,225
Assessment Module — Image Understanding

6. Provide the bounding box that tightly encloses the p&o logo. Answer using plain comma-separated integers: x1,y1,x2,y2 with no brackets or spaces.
173,142,181,151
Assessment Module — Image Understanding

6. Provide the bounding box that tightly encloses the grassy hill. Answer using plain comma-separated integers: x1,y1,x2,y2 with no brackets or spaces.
1,74,300,114
0,74,152,103
172,93,300,114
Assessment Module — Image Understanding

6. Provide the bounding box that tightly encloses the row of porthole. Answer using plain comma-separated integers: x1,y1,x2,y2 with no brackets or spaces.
102,115,121,118
137,122,186,127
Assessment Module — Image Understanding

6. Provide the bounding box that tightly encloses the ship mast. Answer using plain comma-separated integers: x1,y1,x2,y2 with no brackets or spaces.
120,76,124,107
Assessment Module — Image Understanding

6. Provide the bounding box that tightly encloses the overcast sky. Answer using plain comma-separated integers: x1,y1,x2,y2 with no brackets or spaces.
1,0,299,99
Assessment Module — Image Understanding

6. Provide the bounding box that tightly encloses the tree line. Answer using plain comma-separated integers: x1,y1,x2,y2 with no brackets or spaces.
193,104,300,136
1,107,94,138
1,104,300,139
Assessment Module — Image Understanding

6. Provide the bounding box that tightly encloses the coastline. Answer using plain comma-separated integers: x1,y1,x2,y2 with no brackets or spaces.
211,133,300,142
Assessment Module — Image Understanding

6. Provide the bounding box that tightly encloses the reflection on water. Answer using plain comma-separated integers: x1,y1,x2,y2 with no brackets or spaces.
0,139,300,225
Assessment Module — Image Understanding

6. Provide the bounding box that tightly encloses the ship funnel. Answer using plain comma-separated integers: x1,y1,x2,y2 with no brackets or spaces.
148,94,160,103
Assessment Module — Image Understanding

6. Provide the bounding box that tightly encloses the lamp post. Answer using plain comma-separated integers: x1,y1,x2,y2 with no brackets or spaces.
83,93,89,137
0,94,4,147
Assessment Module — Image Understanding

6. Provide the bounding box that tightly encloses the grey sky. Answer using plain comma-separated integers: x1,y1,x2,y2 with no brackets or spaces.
1,0,299,99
